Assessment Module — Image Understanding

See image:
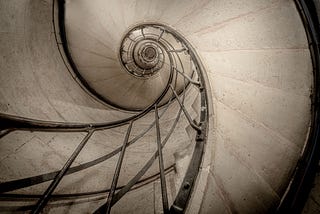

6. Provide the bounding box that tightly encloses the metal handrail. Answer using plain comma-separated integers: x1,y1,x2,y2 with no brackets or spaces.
0,165,176,200
0,93,177,193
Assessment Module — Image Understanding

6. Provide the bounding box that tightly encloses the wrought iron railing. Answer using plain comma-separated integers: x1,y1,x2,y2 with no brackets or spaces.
0,1,209,214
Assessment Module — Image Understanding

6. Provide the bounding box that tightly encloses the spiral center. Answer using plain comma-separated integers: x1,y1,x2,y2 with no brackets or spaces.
134,42,161,69
120,26,165,78
143,47,157,61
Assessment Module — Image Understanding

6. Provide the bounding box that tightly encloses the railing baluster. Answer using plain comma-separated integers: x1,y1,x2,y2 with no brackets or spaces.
158,29,164,41
141,28,145,39
169,84,201,132
174,67,201,87
31,130,94,214
155,105,169,213
95,121,133,214
128,36,135,42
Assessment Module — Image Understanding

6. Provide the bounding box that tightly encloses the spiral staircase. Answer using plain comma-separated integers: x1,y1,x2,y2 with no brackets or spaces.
0,0,320,213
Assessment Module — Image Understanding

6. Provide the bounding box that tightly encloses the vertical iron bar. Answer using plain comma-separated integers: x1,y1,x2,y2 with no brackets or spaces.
169,85,201,132
175,67,200,87
99,121,133,214
158,29,164,41
155,105,169,213
128,36,135,42
141,28,145,39
31,130,94,214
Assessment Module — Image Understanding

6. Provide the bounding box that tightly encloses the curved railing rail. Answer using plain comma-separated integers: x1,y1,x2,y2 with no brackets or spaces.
0,1,209,214
277,0,320,213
